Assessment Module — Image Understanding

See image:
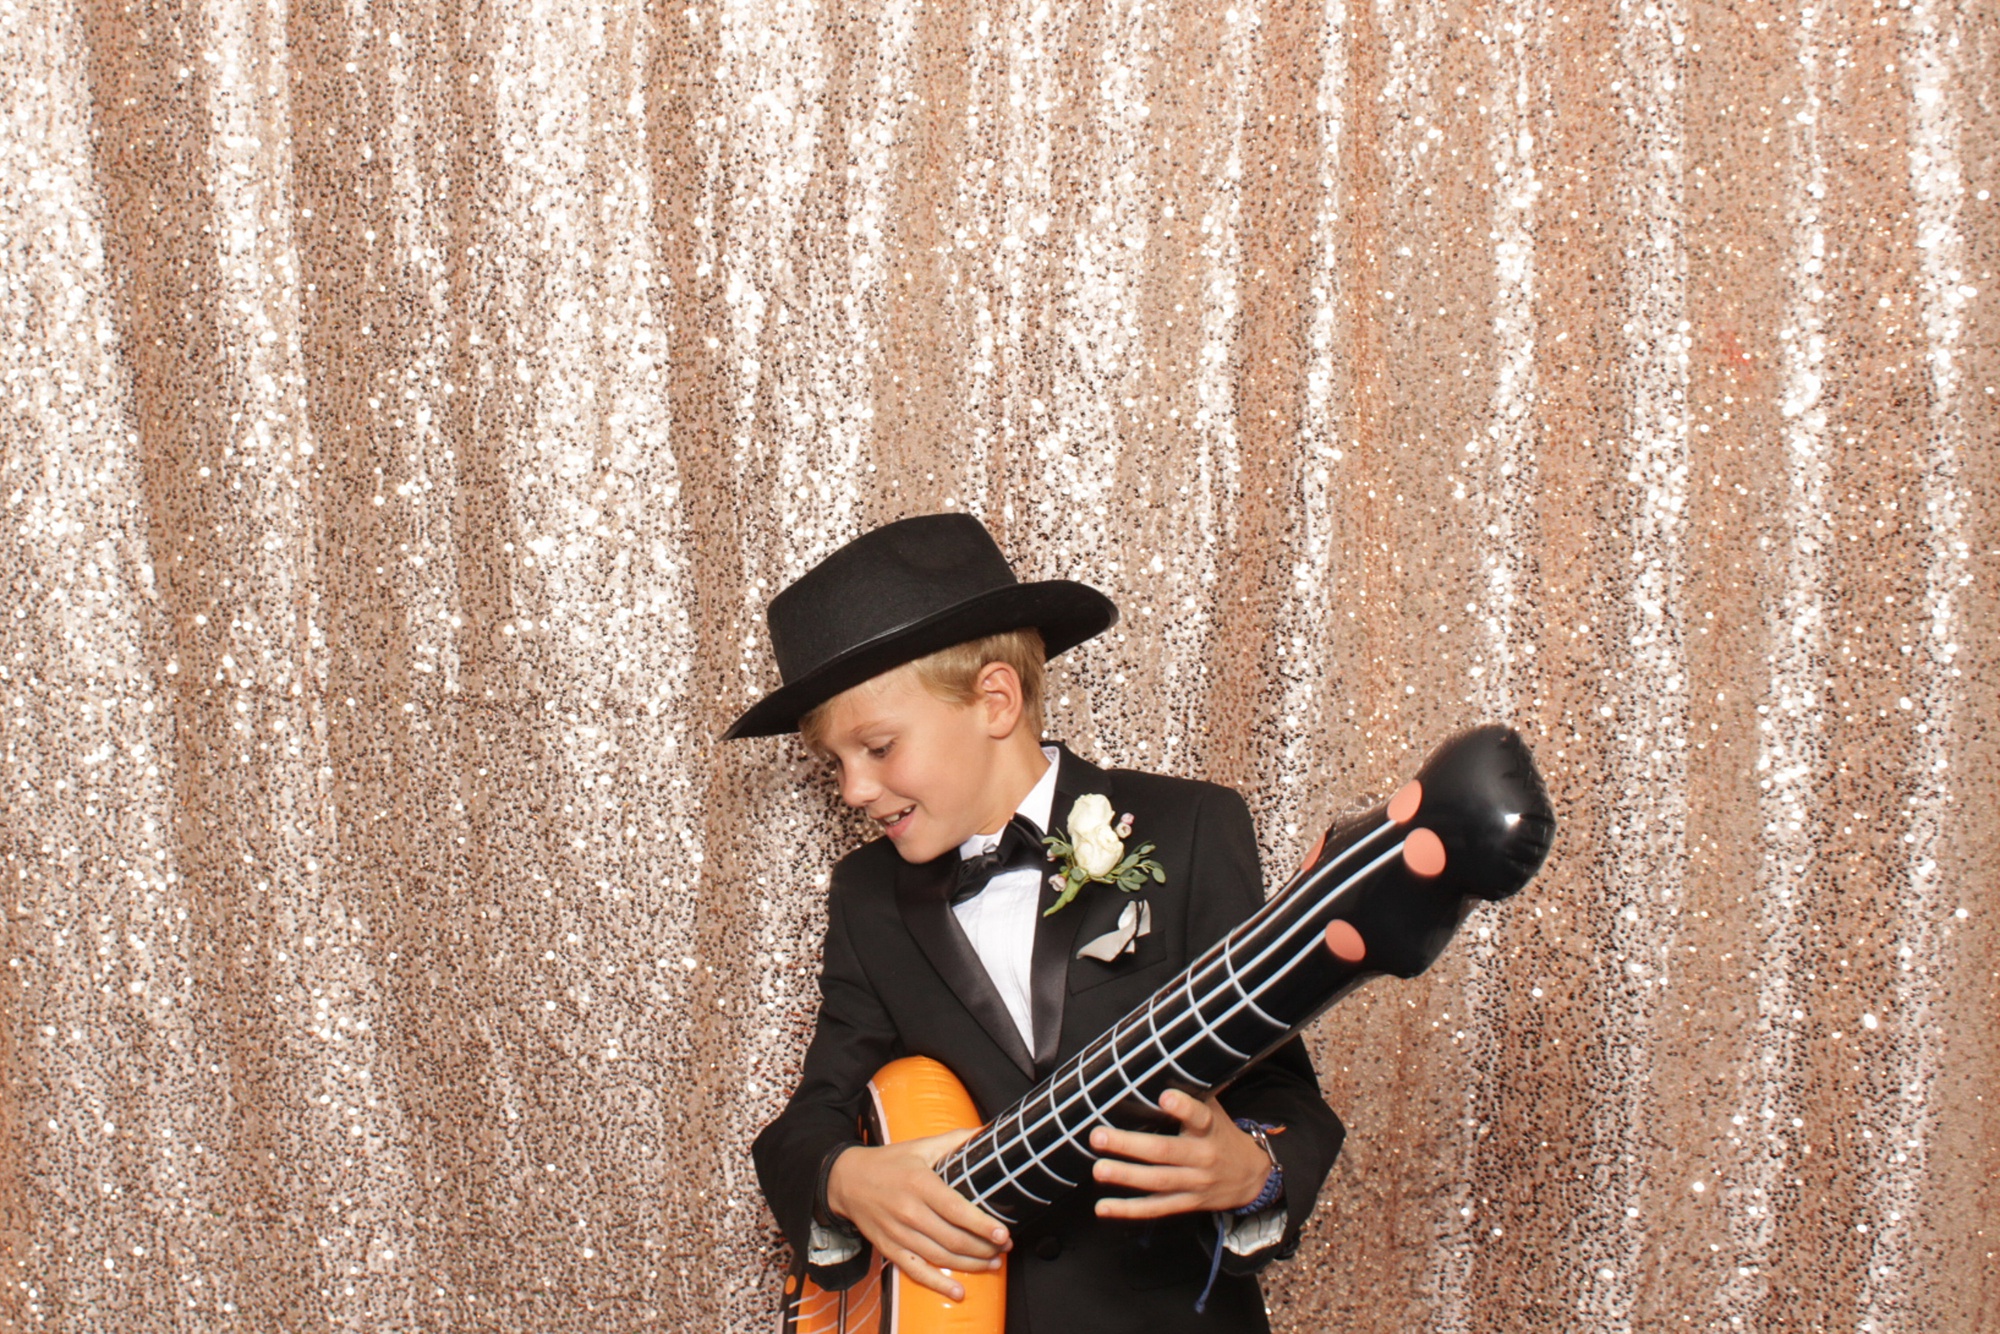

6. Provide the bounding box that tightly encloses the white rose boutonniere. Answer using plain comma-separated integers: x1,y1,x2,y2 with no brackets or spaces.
1041,793,1164,916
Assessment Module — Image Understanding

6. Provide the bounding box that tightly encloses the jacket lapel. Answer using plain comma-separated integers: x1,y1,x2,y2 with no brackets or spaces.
895,852,1038,1080
1029,746,1101,1073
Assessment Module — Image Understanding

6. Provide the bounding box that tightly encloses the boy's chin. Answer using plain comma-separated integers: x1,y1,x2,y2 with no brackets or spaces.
888,836,952,864
881,824,956,864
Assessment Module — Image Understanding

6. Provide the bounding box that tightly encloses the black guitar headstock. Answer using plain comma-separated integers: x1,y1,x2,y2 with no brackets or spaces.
1298,723,1555,982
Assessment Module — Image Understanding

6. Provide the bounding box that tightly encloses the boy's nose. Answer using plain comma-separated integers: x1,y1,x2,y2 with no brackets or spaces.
839,767,878,808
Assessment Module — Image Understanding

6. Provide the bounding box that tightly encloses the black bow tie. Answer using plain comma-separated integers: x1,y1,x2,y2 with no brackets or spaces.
952,814,1048,906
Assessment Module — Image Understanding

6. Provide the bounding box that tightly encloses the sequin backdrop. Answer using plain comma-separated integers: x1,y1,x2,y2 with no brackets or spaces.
2,0,1995,1328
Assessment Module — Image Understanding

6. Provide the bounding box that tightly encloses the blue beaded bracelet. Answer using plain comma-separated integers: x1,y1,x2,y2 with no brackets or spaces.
1230,1118,1284,1216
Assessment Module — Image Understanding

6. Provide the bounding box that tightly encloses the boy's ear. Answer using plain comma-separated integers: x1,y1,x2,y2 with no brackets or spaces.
973,660,1026,738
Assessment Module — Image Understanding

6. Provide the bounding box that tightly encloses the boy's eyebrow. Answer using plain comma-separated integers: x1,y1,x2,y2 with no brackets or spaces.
829,706,895,739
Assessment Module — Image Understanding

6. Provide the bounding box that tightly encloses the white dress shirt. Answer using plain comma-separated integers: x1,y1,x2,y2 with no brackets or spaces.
949,746,1061,1050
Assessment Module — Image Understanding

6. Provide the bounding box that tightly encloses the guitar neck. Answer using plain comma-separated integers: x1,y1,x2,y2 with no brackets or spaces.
934,723,1552,1226
933,820,1390,1221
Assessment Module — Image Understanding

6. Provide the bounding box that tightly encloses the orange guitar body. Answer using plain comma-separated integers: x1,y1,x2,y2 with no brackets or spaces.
781,1056,1005,1334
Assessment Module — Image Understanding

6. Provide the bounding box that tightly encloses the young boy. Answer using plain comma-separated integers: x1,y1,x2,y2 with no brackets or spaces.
731,513,1342,1332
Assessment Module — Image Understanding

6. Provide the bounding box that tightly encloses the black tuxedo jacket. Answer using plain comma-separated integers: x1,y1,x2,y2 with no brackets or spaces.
753,746,1343,1334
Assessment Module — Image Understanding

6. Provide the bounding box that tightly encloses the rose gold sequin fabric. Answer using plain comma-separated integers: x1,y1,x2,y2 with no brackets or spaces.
2,0,1995,1329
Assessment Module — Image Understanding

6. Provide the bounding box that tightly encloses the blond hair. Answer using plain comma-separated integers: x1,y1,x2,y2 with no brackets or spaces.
800,628,1048,749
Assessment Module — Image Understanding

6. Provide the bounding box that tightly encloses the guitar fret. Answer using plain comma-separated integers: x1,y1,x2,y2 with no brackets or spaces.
1096,1020,1163,1117
1060,1066,1104,1152
1140,993,1203,1087
992,1157,1052,1207
1218,932,1287,1032
1176,964,1249,1061
1008,1101,1066,1198
1028,1088,1080,1188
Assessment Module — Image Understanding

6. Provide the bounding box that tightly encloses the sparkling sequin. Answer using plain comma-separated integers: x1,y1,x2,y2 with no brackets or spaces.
1,0,1994,1328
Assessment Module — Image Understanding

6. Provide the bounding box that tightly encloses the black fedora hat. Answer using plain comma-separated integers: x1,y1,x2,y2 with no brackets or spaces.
723,513,1118,739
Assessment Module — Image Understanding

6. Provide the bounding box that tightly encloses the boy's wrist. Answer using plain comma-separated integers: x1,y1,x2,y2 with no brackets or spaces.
1230,1119,1285,1216
814,1142,860,1227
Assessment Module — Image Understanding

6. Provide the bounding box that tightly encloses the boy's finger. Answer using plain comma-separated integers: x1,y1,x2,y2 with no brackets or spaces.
911,1161,1011,1248
1093,1190,1205,1221
1089,1123,1192,1166
1159,1089,1216,1133
920,1212,1010,1262
1090,1155,1199,1195
917,1182,1011,1255
913,1126,981,1167
889,1208,1008,1283
886,1245,970,1303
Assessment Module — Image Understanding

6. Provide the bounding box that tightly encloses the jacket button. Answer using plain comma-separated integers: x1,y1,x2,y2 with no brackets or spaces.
1033,1237,1063,1261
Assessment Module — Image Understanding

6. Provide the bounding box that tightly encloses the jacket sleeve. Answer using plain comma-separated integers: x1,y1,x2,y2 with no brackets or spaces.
751,864,902,1289
1184,784,1345,1274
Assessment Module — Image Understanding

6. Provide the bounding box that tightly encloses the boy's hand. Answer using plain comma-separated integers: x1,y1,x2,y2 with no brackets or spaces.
1087,1089,1273,1218
825,1128,1012,1303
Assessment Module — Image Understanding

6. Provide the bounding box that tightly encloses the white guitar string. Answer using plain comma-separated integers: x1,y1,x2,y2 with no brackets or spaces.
1023,1092,1081,1190
1034,1086,1088,1188
1177,965,1250,1061
944,824,1405,1207
1218,936,1290,1032
1144,989,1208,1087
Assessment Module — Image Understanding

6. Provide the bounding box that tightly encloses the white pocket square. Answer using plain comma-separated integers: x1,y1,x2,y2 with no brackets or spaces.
1075,899,1152,962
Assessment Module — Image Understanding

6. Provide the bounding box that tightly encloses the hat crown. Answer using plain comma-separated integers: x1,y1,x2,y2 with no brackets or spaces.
768,514,1019,684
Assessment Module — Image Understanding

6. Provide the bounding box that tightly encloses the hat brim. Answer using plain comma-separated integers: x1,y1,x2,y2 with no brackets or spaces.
722,580,1117,739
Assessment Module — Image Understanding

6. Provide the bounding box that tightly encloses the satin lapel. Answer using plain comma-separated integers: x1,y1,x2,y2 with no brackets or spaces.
1029,746,1102,1073
895,853,1038,1080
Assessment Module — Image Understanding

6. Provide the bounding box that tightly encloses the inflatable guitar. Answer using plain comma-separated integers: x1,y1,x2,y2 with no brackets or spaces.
779,724,1556,1333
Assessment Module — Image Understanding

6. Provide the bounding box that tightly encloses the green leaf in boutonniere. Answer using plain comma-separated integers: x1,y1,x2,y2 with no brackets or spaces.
1042,793,1165,916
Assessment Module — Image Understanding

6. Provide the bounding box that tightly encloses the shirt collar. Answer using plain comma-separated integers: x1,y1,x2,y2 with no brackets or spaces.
957,745,1061,860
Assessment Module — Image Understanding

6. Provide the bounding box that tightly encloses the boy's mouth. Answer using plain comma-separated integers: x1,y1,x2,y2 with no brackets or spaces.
873,804,916,837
